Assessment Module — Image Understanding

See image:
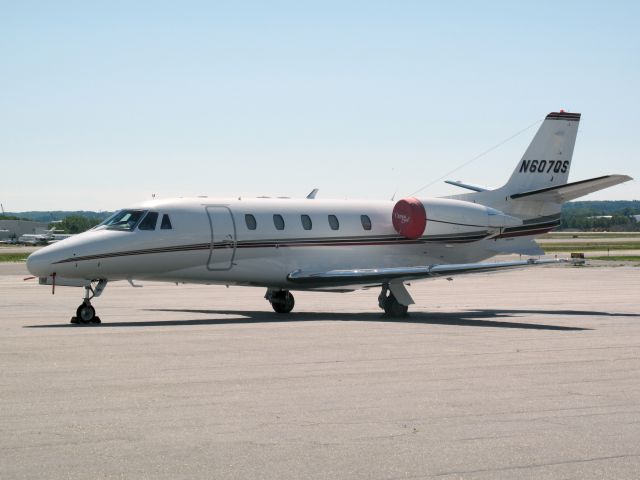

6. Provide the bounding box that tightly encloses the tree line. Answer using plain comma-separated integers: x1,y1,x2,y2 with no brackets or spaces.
560,200,640,231
48,215,103,234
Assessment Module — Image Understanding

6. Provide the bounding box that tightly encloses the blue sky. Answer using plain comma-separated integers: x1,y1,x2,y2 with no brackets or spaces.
1,1,638,211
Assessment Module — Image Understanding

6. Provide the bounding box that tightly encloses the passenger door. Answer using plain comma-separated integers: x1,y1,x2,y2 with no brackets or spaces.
205,206,237,270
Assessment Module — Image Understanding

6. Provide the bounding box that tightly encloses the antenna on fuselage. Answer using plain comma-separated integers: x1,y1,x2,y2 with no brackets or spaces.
306,188,319,199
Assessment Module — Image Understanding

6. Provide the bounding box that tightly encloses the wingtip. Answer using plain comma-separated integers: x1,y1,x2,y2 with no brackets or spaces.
611,174,634,182
600,174,633,183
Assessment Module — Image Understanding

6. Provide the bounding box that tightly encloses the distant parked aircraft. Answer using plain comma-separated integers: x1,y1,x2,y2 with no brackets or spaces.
26,111,632,323
18,228,72,245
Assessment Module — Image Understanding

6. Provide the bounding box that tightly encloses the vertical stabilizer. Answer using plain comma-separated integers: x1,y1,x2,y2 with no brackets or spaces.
503,111,580,195
445,111,632,255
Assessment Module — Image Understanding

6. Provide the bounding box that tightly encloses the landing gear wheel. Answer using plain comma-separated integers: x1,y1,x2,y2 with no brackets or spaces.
69,283,106,324
379,287,409,318
270,291,295,314
383,294,408,317
74,303,100,324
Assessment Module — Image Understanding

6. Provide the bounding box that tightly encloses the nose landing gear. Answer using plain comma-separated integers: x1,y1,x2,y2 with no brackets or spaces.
265,289,295,314
73,302,99,324
70,280,107,324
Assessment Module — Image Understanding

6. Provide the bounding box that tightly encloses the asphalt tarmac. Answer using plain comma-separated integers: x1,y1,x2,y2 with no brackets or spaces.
1,262,639,479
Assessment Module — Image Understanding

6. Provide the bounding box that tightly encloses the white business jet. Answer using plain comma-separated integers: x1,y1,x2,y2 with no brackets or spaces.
26,112,632,323
18,226,73,245
18,228,58,245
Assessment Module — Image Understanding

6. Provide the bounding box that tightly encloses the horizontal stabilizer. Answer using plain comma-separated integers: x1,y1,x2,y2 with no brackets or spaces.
445,180,489,192
510,175,632,202
288,258,562,287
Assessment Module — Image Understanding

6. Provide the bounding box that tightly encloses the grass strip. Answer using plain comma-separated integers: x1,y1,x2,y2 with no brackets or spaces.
0,253,30,263
540,242,640,252
588,255,640,261
542,233,640,239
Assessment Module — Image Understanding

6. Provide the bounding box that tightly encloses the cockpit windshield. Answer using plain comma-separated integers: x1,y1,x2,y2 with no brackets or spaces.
100,210,147,231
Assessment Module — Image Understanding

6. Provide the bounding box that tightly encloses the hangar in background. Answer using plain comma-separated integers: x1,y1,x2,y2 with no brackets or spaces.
0,220,49,241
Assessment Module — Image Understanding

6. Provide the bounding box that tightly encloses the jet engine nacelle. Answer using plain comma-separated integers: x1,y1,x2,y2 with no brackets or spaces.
392,197,522,239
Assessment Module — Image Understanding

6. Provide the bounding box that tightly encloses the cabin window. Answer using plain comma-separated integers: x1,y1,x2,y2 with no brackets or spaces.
245,214,257,230
161,214,172,230
138,211,159,231
328,215,339,230
273,214,285,230
301,214,312,230
103,210,146,231
360,215,372,231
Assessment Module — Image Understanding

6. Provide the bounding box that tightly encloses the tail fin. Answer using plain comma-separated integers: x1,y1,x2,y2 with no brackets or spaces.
447,111,632,238
502,111,580,195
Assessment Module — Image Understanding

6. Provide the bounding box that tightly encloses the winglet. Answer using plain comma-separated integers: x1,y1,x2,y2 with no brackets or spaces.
306,188,319,199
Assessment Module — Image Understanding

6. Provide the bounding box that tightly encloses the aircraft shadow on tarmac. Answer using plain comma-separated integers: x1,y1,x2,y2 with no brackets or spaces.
26,308,640,330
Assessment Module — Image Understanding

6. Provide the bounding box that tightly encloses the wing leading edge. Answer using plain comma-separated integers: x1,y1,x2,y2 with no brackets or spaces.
287,258,563,287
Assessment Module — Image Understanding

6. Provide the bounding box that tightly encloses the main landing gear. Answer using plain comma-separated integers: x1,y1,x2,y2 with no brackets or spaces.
378,284,409,317
265,289,295,314
71,280,107,324
264,285,412,317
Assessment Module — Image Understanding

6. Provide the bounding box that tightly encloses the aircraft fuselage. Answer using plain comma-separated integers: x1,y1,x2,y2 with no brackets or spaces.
26,197,502,290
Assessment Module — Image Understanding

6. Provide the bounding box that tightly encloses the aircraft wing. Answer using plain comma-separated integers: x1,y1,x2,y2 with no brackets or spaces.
287,258,562,287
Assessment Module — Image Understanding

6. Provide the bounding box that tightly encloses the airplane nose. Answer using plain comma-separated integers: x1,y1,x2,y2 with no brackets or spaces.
26,249,53,277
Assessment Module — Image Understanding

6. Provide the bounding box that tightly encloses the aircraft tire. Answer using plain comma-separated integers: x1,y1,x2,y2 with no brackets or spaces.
383,294,409,317
76,303,96,323
271,292,295,314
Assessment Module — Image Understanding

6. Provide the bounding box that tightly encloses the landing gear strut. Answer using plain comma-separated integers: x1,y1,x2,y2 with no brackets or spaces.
378,285,409,317
71,280,107,324
266,289,295,314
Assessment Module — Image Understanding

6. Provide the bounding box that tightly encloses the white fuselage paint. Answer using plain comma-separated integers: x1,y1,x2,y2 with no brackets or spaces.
26,197,510,290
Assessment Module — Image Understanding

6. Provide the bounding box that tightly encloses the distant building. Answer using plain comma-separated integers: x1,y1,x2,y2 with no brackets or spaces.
632,215,640,223
0,220,49,240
